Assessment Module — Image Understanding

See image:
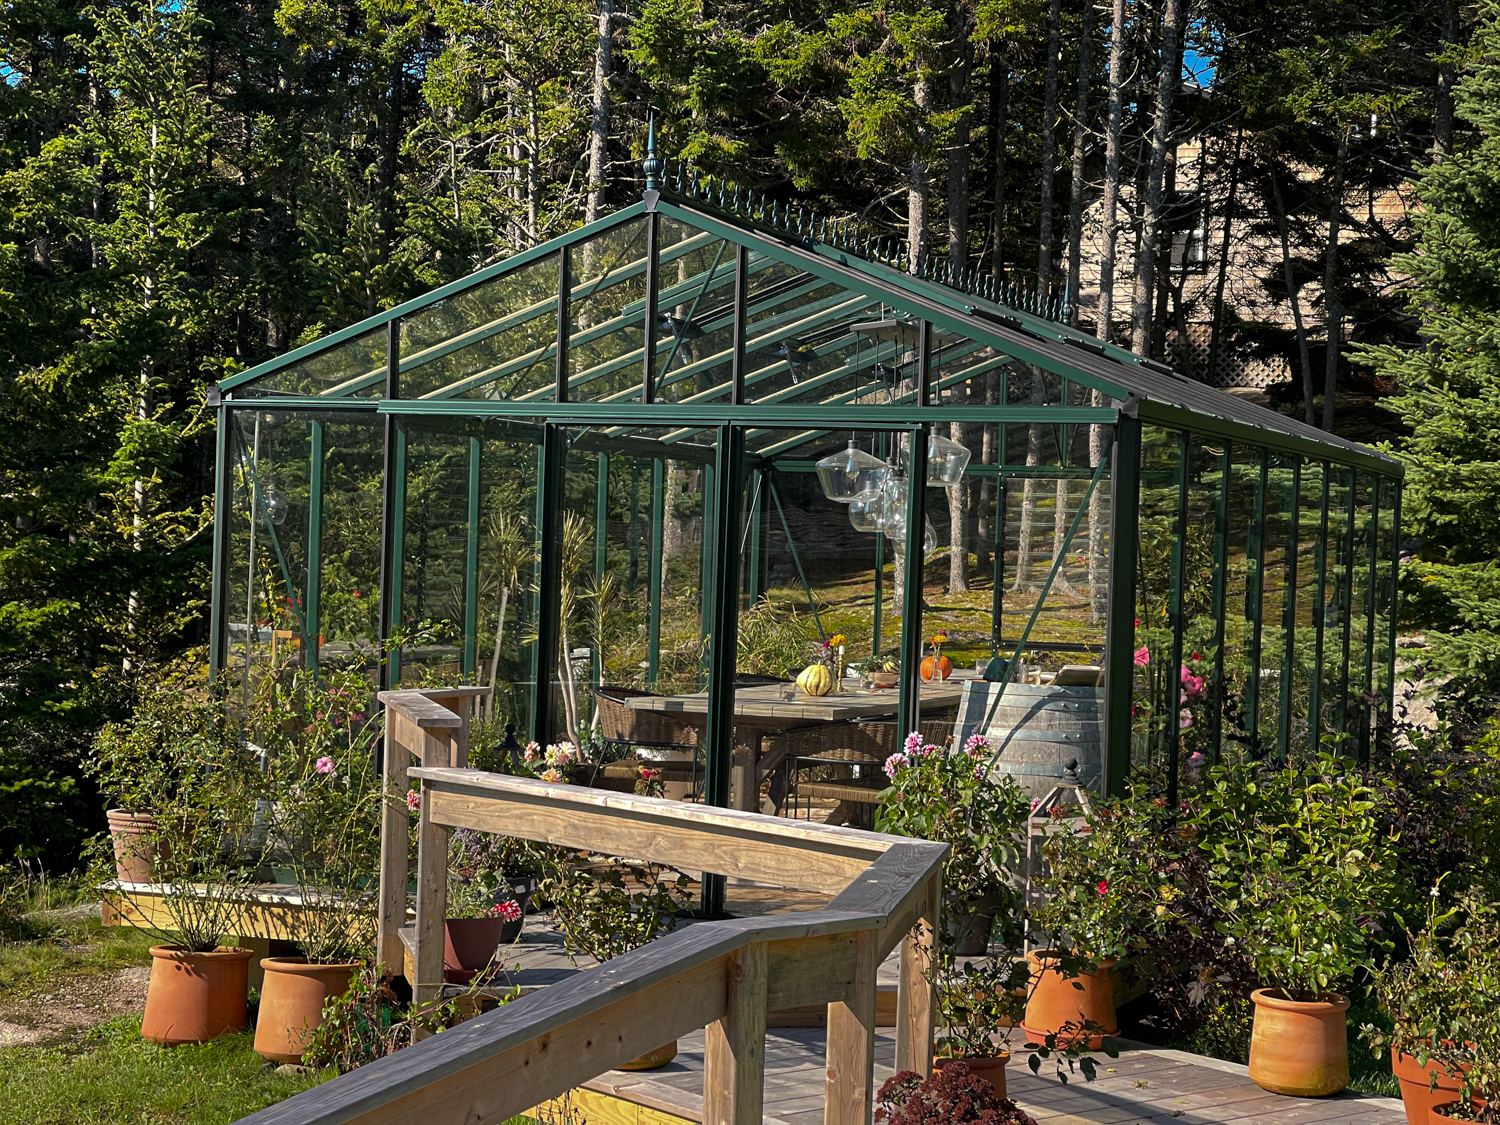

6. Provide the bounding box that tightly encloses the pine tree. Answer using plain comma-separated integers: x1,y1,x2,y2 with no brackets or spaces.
1359,0,1500,689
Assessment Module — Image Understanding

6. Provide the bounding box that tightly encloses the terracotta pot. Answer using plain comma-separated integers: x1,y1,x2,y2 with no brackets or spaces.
1394,1047,1469,1125
1021,950,1118,1050
141,945,252,1045
920,655,954,682
1247,989,1349,1097
443,917,520,983
1430,1096,1488,1123
939,1054,1009,1099
253,957,360,1064
618,1040,677,1071
107,809,162,884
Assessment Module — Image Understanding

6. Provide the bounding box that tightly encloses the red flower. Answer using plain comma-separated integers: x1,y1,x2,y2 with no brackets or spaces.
1096,880,1109,895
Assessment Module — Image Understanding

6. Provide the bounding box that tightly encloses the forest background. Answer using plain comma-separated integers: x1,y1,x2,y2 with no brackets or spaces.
0,0,1489,868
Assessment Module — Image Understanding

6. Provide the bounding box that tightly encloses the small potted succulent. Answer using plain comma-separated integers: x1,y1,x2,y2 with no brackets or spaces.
1188,752,1395,1099
877,733,1029,957
1364,887,1500,1124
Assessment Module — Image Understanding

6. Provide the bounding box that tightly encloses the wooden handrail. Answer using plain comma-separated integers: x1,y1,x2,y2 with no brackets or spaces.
241,693,946,1125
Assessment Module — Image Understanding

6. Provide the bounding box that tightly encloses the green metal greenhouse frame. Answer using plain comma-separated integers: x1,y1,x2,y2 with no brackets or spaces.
209,149,1403,886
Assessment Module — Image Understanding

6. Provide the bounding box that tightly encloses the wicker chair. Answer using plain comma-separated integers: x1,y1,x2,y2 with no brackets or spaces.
594,686,703,796
778,719,952,828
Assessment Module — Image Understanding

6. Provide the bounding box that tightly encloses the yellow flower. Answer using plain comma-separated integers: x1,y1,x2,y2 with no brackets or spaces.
829,633,847,647
930,633,948,645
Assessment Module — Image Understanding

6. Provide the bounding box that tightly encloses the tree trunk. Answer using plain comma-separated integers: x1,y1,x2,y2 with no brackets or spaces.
1095,0,1128,344
909,67,934,270
1011,368,1045,592
948,7,971,280
1204,124,1244,385
1271,166,1315,426
1065,0,1095,327
1435,0,1457,160
948,418,969,592
990,52,1011,285
487,586,511,723
1321,127,1349,432
1035,0,1063,297
1129,0,1182,356
586,0,614,225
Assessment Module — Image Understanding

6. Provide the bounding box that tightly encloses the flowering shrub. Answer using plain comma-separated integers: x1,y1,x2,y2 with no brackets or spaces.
876,733,1029,946
875,1065,1038,1125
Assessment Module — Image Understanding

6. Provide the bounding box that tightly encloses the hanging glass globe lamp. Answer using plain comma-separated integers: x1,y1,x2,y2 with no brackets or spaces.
816,439,891,503
926,426,972,486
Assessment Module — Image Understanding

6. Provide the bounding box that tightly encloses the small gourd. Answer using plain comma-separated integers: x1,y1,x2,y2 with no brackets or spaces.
795,664,835,696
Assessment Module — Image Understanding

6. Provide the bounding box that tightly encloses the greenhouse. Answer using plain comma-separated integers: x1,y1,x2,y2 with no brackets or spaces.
207,153,1402,837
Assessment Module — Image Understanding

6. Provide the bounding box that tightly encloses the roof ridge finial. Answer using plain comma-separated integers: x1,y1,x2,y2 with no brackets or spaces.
643,111,663,194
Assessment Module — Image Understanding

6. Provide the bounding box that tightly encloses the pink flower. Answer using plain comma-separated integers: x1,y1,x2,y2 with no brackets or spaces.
314,710,325,720
1133,647,1150,667
315,756,335,775
539,768,563,783
490,900,523,923
1097,880,1109,895
903,731,922,755
353,590,362,598
523,742,540,762
1180,666,1207,701
963,734,989,757
351,712,367,722
639,767,660,781
1187,751,1206,769
973,763,987,780
1179,709,1194,730
883,753,907,780
1030,797,1042,812
406,790,421,811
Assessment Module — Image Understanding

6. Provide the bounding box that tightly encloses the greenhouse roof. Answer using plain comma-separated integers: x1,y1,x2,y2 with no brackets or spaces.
218,161,1399,477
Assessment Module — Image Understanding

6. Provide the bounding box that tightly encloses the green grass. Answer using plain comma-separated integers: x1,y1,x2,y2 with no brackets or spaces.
0,1016,333,1124
0,913,157,998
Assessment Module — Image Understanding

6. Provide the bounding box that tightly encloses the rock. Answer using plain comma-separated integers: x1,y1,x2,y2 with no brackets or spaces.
275,1063,315,1076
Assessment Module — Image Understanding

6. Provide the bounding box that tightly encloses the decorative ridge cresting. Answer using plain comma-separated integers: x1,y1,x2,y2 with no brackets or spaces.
651,157,1072,325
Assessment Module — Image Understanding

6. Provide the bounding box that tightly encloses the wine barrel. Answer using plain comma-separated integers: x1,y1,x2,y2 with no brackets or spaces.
954,680,1104,798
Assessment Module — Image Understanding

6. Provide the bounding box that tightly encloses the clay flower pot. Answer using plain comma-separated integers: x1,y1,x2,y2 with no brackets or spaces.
618,1041,678,1071
1394,1047,1468,1125
869,672,899,689
253,957,360,1064
141,945,253,1045
443,917,517,983
1430,1097,1488,1123
1247,989,1349,1097
1022,950,1118,1050
107,810,161,884
939,1054,1009,1099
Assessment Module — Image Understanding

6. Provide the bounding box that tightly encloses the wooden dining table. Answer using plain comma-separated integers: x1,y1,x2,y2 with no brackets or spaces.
625,681,966,811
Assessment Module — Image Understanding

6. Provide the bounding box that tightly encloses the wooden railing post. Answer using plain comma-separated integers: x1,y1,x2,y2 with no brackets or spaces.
703,941,768,1125
411,722,457,1005
895,870,940,1079
824,929,877,1125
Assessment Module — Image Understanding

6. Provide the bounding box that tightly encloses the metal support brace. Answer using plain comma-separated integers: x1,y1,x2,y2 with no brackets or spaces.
896,430,928,739
1102,414,1142,798
209,404,232,678
305,420,325,671
647,458,666,686
463,437,481,676
532,427,565,746
702,425,744,918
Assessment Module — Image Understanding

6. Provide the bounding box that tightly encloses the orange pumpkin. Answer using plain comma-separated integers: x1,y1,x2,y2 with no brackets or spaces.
920,654,953,681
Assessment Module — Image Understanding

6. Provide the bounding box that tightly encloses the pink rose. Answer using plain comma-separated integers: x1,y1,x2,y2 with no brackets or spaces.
1134,647,1150,667
315,756,335,775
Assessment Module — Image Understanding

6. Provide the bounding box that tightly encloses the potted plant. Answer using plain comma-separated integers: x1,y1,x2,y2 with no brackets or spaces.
1027,795,1187,1050
855,655,900,689
877,733,1029,958
1364,887,1500,1125
875,1063,1039,1125
932,955,1029,1096
1188,752,1396,1098
95,661,266,1045
253,664,383,1065
540,850,693,1069
444,828,528,982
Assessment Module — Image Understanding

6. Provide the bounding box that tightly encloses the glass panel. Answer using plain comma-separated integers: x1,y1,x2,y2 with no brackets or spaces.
744,272,895,406
1345,473,1374,750
1321,464,1356,737
1373,476,1398,752
1289,461,1325,757
1179,439,1226,775
544,426,711,766
1219,444,1261,757
394,421,470,683
224,409,384,722
1133,426,1181,785
569,217,649,403
401,254,561,401
736,429,917,822
236,328,386,399
1255,453,1297,755
652,224,735,403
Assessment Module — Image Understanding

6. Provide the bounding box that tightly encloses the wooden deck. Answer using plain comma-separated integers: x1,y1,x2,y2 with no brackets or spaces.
493,913,1406,1125
537,1026,1408,1125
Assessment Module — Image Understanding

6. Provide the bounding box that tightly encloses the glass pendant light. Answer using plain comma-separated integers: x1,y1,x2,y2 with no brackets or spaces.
891,515,938,556
873,475,907,538
926,425,972,486
816,438,891,503
848,491,881,532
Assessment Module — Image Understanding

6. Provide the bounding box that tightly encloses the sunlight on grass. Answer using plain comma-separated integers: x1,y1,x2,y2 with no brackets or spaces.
0,912,157,999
